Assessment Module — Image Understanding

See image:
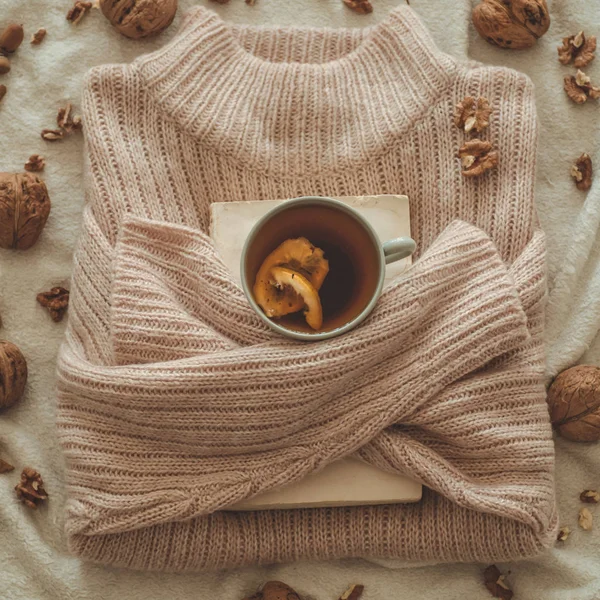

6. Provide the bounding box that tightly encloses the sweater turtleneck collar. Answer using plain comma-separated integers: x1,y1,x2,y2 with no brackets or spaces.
136,5,458,177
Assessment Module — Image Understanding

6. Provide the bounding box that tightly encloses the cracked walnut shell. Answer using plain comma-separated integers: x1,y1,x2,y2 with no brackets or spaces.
0,173,51,250
15,467,48,508
547,365,600,442
472,0,550,50
100,0,178,39
0,340,28,409
558,31,596,68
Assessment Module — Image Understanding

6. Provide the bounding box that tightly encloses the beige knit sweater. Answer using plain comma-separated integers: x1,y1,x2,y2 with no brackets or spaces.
57,5,557,571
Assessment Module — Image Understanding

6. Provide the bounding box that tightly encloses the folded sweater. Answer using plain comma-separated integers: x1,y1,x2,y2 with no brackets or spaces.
56,5,557,571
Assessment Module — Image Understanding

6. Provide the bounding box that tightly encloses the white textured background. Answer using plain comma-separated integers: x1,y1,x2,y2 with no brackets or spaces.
1,0,599,599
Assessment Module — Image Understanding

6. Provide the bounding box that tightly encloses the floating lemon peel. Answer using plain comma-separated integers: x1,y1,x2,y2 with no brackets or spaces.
253,238,329,330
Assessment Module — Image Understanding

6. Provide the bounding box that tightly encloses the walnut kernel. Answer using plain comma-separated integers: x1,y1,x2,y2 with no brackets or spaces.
0,173,51,250
343,0,373,14
31,28,47,45
556,526,571,542
558,32,596,68
570,153,593,191
339,584,365,600
67,1,93,25
15,467,48,508
458,139,498,177
483,565,513,600
99,0,178,39
57,103,82,133
564,70,600,104
454,96,492,134
24,155,45,173
579,507,593,530
580,490,600,503
37,287,70,322
0,340,28,409
0,84,7,102
0,56,10,74
242,581,302,600
41,129,65,141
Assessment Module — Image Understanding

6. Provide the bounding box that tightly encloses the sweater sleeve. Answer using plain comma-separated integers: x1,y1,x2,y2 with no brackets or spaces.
56,214,530,534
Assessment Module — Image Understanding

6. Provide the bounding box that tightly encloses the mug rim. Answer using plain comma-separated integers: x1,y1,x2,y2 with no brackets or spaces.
240,195,385,341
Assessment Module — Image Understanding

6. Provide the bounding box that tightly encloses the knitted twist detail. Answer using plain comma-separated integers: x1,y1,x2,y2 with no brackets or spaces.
56,6,557,571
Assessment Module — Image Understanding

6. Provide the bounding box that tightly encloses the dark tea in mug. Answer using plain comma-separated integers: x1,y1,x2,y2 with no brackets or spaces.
243,201,381,333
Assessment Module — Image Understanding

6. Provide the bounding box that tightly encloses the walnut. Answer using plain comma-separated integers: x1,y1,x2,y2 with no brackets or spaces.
57,103,82,133
245,0,256,5
0,173,51,250
37,287,70,322
0,56,10,74
0,458,14,473
558,31,596,68
0,84,7,103
472,0,550,50
0,24,24,55
556,526,571,542
338,584,365,600
454,96,492,134
0,340,27,409
15,467,48,508
24,155,45,173
458,139,498,177
99,0,178,39
67,1,93,25
547,365,600,442
483,565,513,600
579,507,593,530
242,581,303,600
30,28,47,45
564,70,600,104
343,0,373,15
570,153,593,191
41,129,65,141
580,490,600,503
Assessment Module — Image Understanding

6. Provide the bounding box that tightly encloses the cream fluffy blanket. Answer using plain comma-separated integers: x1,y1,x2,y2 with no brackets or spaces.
0,0,599,598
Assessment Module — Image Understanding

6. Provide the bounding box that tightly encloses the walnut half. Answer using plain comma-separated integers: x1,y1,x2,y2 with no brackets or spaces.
571,153,593,191
558,31,596,68
343,0,373,15
15,467,49,508
564,70,600,104
37,287,70,322
454,96,492,134
458,139,498,177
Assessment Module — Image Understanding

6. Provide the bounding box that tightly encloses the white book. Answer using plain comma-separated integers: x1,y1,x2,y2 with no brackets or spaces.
210,195,422,510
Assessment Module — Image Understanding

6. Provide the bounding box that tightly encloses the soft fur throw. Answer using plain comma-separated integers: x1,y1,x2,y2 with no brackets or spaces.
56,5,557,571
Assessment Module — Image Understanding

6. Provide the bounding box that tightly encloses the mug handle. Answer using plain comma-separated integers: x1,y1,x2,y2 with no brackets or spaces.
382,237,416,265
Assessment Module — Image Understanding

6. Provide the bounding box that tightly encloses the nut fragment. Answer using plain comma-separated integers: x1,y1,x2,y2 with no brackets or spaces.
0,340,28,409
556,526,571,542
30,28,47,45
37,287,70,322
41,129,65,141
472,0,550,49
0,56,10,74
547,365,600,442
242,581,302,600
579,507,593,530
0,24,24,55
99,0,178,39
0,84,6,102
564,70,600,104
0,458,14,473
570,153,593,192
245,0,256,4
67,1,93,24
24,155,45,173
339,584,365,600
558,32,596,68
458,139,498,177
454,96,492,133
15,467,48,509
57,103,82,133
580,490,600,503
343,0,373,15
483,565,513,600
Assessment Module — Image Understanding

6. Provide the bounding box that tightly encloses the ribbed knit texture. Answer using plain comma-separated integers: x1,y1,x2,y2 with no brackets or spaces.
56,6,557,571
